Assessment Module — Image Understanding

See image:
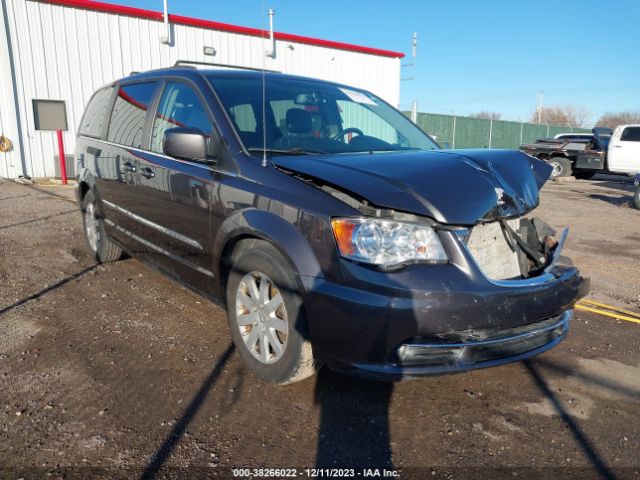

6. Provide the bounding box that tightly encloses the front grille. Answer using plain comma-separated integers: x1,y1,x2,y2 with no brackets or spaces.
466,219,521,280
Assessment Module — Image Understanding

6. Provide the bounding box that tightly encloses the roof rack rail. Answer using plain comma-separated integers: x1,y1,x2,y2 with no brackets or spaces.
130,71,141,75
173,60,280,73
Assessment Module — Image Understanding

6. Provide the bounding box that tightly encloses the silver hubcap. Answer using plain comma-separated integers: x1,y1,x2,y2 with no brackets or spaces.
235,272,288,364
85,202,100,253
550,161,562,177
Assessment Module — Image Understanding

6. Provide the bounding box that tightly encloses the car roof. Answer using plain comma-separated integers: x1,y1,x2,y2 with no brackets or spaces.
114,66,357,91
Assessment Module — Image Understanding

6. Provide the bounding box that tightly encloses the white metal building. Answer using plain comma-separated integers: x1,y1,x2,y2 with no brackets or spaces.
0,0,404,179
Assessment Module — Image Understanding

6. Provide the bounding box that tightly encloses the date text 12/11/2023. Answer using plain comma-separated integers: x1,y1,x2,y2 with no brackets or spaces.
232,468,400,478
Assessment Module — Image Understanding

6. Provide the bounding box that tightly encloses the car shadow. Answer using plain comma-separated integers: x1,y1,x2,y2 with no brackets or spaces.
523,360,617,480
314,368,394,470
590,176,635,194
586,194,634,207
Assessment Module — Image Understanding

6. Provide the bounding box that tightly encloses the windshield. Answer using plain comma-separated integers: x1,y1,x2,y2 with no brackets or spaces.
207,75,439,155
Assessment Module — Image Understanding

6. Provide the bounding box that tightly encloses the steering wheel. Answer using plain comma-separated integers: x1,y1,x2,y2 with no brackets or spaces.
332,127,364,142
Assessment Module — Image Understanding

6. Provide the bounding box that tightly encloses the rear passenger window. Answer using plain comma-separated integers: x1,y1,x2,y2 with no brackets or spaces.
107,82,158,148
150,82,213,154
621,127,640,142
79,87,113,138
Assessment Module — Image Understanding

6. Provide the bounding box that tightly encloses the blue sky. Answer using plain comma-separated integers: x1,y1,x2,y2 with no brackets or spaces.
120,0,639,125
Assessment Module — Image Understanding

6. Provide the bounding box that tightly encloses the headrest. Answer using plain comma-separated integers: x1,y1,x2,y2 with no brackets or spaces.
286,108,312,134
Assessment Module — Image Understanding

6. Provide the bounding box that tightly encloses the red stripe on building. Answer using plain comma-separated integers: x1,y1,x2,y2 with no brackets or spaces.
37,0,405,58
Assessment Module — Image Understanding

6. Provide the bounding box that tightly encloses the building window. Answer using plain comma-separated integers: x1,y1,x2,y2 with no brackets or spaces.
32,99,68,131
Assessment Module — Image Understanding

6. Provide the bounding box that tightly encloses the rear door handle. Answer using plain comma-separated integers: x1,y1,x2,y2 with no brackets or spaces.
140,167,155,179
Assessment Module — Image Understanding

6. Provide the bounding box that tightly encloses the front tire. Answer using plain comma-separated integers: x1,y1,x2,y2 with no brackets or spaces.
81,191,122,263
548,157,572,178
225,240,316,384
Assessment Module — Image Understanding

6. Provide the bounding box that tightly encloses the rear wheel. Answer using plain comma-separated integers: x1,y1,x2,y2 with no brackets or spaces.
225,240,316,384
634,185,640,210
81,191,122,263
548,157,572,178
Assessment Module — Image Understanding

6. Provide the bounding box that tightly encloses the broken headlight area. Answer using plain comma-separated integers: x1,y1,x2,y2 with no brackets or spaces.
461,216,566,281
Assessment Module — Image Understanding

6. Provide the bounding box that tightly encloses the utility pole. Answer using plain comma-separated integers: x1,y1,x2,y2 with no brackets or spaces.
536,91,544,124
402,32,418,122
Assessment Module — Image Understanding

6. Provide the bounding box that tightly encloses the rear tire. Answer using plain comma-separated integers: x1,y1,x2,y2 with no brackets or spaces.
81,191,122,263
548,157,572,178
225,240,316,385
634,186,640,210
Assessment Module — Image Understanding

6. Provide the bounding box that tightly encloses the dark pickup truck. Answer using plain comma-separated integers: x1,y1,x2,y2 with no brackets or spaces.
520,127,613,179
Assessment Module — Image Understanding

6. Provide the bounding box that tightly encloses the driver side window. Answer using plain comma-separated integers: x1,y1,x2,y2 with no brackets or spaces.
151,82,213,154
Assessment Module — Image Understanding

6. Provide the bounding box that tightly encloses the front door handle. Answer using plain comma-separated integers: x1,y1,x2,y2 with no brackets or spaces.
140,167,155,179
122,162,137,173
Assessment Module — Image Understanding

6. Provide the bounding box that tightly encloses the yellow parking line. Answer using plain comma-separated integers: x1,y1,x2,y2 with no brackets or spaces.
579,299,640,319
575,304,640,325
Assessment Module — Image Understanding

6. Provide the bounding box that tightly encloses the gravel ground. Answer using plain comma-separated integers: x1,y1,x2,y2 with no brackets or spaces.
0,175,638,480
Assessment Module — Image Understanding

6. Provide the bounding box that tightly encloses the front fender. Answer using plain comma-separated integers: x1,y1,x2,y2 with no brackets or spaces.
212,208,327,294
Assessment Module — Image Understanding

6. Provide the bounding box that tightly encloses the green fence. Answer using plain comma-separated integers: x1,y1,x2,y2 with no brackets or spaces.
405,112,591,149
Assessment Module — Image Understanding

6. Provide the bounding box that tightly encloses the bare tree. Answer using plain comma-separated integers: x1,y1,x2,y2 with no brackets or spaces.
595,111,640,129
469,111,502,120
529,104,591,127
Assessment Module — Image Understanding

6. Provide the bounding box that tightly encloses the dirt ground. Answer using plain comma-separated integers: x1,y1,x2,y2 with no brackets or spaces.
0,175,639,480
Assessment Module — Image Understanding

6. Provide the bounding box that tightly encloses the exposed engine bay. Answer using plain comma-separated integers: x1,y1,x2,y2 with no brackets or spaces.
464,216,565,280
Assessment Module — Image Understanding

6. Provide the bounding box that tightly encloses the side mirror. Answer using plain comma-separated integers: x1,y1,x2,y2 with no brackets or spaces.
163,127,207,161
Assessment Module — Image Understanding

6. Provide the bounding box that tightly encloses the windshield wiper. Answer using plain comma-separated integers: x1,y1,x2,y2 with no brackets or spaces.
247,148,329,156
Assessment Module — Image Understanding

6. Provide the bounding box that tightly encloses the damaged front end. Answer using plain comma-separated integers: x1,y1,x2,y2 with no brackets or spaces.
272,149,589,378
459,216,569,282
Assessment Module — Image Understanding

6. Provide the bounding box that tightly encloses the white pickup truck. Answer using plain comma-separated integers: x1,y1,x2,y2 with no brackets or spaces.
521,125,640,178
608,124,640,174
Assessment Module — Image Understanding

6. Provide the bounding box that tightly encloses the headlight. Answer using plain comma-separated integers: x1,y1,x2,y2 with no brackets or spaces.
331,217,448,267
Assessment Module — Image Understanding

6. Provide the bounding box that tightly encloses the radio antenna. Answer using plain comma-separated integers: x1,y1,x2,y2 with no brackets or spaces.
260,6,273,167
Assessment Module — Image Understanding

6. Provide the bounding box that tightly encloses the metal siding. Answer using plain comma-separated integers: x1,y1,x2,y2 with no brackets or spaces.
0,0,22,177
2,0,400,178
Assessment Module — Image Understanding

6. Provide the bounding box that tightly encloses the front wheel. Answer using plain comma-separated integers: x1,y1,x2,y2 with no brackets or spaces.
225,240,316,384
81,191,122,263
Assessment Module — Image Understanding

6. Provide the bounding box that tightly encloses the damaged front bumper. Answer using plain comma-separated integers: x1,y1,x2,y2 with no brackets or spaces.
302,223,589,380
350,310,572,380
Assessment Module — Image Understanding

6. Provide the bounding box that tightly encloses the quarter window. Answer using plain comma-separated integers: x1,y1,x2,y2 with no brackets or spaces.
620,127,640,142
151,82,213,154
107,82,158,148
79,87,113,138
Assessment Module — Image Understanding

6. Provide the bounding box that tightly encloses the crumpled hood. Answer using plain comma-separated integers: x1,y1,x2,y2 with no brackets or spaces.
273,149,552,225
